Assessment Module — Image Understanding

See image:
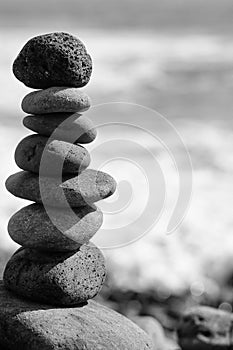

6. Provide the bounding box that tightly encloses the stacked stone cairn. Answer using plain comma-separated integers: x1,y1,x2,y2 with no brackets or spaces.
0,32,153,350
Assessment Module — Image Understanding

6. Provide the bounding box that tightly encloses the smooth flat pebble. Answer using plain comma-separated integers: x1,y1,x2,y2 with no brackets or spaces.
12,32,92,89
15,134,90,175
22,87,91,114
23,113,97,144
0,281,153,350
5,170,116,207
8,203,103,251
3,245,106,306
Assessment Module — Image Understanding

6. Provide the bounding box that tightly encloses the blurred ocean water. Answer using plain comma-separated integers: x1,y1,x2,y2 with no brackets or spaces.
1,27,233,297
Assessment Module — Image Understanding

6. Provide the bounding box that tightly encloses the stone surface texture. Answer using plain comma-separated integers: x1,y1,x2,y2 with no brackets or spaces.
3,245,106,306
13,32,92,89
0,281,153,350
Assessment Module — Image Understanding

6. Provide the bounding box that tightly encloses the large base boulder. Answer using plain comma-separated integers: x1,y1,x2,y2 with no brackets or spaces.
0,281,153,350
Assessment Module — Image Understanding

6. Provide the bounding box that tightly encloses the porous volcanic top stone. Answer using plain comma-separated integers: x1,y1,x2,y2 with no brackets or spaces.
3,245,106,306
23,113,97,144
177,306,233,349
13,32,92,89
8,203,103,251
15,134,90,175
5,170,116,207
22,87,91,114
0,282,153,350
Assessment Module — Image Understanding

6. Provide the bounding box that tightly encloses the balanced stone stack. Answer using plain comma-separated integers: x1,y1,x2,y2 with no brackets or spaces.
0,32,153,350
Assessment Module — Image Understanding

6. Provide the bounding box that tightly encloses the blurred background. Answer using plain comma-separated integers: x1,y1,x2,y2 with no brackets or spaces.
1,0,233,343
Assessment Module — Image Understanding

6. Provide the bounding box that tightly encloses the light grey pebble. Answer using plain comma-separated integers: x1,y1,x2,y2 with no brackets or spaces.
21,87,91,114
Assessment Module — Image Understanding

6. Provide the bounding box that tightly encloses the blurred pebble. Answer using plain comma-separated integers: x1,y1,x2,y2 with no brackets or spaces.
130,316,166,350
218,302,232,313
177,305,233,349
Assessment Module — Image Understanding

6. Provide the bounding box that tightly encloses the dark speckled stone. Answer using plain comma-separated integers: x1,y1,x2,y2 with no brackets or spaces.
13,32,92,89
3,245,106,306
15,134,90,175
0,281,153,350
5,170,116,207
23,113,97,144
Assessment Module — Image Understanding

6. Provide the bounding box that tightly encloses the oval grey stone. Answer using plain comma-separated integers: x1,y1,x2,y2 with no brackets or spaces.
12,32,92,89
15,134,90,175
8,203,103,251
3,245,106,306
0,281,153,350
22,87,91,114
5,170,116,207
23,113,97,144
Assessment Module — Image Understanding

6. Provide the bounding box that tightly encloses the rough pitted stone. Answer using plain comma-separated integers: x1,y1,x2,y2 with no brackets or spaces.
22,87,91,114
177,306,233,349
15,134,90,175
3,245,106,306
8,203,103,251
23,113,97,144
0,282,153,350
6,170,116,207
13,32,92,89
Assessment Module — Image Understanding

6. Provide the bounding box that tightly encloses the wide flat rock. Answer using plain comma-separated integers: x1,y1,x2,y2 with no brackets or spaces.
0,281,153,350
5,169,116,207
